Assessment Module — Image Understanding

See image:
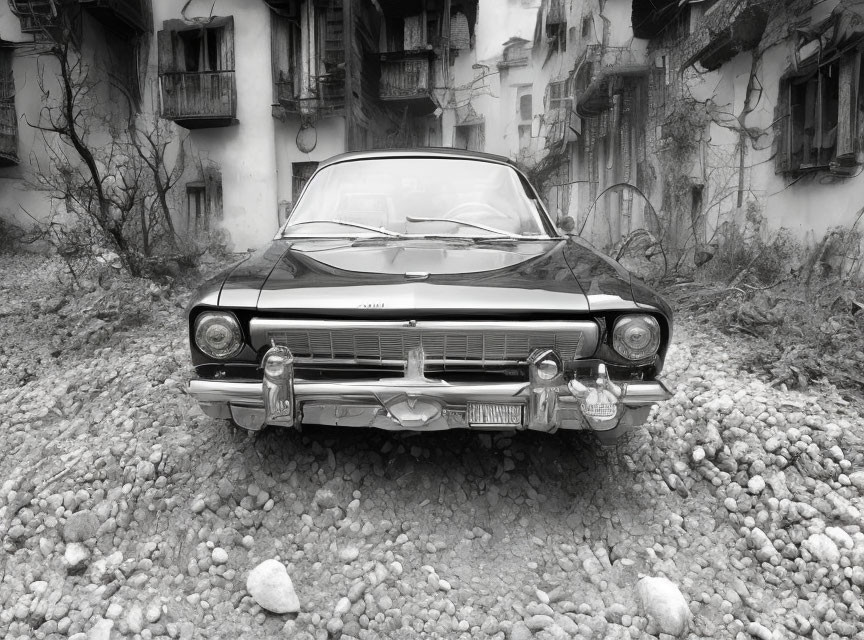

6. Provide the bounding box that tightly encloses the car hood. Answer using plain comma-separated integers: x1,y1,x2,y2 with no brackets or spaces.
212,237,654,315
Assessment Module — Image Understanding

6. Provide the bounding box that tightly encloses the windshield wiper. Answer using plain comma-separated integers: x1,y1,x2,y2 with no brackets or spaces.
350,235,476,246
282,220,402,237
405,216,515,237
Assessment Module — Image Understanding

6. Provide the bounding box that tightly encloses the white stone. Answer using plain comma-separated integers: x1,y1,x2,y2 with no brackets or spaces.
87,618,114,640
212,547,228,565
849,471,864,492
636,576,691,638
338,546,359,563
825,526,854,550
246,559,300,614
64,542,90,571
803,533,841,565
748,475,766,494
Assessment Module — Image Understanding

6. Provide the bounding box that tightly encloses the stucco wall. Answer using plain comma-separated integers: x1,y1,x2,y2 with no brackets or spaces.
150,0,281,251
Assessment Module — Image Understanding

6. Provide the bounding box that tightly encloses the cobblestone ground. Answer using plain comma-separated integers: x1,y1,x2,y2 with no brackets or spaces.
1,254,863,640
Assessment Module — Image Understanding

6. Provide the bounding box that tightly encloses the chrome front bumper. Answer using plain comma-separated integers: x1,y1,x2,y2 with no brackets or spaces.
186,350,670,444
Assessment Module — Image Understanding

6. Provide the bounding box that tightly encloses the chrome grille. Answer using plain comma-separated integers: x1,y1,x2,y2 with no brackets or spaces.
250,319,599,365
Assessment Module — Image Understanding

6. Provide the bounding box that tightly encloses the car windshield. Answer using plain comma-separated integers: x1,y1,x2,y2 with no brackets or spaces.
280,157,552,239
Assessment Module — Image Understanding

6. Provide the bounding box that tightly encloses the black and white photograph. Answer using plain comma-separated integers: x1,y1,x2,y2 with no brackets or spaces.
1,0,863,638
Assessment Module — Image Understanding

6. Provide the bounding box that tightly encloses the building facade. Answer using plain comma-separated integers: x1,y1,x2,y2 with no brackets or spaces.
2,0,864,256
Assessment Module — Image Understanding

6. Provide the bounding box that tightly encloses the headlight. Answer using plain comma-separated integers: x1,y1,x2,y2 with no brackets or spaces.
612,315,661,360
194,312,244,359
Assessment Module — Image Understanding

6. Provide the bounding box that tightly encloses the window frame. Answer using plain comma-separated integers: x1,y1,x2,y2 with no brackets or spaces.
776,47,862,174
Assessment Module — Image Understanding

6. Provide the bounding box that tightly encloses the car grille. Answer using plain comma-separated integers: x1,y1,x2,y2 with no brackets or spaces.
249,319,599,365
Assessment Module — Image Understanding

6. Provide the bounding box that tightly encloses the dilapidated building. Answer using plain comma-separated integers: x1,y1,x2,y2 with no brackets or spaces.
3,0,864,256
0,0,483,250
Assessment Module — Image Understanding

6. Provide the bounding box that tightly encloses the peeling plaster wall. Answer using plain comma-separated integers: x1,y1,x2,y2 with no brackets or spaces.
673,22,864,245
150,0,280,251
0,5,140,232
442,0,539,157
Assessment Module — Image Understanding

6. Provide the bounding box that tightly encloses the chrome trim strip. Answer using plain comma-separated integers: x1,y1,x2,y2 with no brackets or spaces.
251,319,598,333
292,357,527,367
186,377,670,407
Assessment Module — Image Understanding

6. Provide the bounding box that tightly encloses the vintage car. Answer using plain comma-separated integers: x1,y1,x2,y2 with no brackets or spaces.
185,149,672,445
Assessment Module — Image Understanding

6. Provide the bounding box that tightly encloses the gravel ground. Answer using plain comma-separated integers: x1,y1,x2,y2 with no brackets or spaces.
1,253,864,640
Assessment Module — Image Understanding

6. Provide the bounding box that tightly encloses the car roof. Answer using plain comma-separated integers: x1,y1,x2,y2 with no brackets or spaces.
317,147,514,170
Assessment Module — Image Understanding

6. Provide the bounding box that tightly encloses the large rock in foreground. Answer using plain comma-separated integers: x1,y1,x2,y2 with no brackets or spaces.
246,559,300,614
636,576,691,638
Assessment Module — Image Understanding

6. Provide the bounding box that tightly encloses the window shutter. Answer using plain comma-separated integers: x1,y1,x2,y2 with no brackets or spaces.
774,79,791,174
157,29,178,74
837,52,856,160
220,16,235,71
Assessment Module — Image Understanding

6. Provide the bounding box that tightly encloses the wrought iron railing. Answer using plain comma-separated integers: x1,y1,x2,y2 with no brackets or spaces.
160,71,236,121
8,0,57,32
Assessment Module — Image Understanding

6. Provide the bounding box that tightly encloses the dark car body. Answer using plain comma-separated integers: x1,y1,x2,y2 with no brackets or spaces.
186,149,672,444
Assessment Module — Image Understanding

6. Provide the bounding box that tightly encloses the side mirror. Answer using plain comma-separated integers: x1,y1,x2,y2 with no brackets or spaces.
556,215,576,234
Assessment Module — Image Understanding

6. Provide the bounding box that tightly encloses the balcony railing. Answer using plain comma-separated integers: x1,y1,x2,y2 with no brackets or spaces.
576,45,651,115
8,0,57,33
277,75,345,118
0,102,18,165
160,71,237,129
379,52,435,111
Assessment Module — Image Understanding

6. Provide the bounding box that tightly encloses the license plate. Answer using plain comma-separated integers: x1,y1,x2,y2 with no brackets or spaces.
467,402,523,427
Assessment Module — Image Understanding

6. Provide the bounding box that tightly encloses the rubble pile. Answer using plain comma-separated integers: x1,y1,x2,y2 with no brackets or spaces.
0,254,862,639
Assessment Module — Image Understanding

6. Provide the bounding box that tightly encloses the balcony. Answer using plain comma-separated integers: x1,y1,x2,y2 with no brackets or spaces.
379,51,436,113
680,0,769,71
575,45,651,116
276,74,345,118
160,71,237,129
78,0,148,35
8,0,57,34
0,102,18,165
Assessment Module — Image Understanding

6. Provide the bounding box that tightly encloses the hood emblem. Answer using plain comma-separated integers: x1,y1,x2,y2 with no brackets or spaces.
358,302,384,309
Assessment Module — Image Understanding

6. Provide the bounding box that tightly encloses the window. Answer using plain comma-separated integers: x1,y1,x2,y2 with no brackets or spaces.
157,17,237,125
776,50,862,173
518,86,533,149
519,93,532,121
157,18,235,75
292,162,319,201
179,28,223,72
272,12,301,103
547,80,568,110
582,16,592,39
186,184,206,232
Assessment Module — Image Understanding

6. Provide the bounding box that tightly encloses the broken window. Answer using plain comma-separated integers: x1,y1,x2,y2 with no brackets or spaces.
546,80,568,110
157,17,236,126
159,19,234,74
776,49,862,174
271,11,301,103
